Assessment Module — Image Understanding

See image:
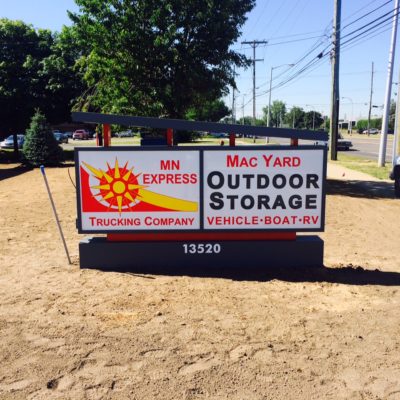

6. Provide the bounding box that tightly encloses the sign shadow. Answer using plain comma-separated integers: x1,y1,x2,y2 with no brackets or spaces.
327,178,395,199
84,263,400,286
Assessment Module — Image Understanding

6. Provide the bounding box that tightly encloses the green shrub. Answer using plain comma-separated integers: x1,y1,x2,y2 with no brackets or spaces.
23,110,63,166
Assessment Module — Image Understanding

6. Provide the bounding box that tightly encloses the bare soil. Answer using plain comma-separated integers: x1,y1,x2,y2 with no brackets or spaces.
0,163,399,400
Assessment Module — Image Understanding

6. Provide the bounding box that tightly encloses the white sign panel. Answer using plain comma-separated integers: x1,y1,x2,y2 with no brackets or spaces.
77,150,200,231
203,149,325,230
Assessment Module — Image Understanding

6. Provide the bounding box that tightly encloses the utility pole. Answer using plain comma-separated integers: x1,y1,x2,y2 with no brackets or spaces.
379,0,399,166
367,62,374,136
242,40,267,125
330,0,341,161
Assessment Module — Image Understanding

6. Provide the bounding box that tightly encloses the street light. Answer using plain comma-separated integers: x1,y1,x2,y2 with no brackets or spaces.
267,64,295,127
341,96,354,134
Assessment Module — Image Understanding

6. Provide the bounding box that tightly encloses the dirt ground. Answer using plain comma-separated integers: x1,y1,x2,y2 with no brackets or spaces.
0,162,399,400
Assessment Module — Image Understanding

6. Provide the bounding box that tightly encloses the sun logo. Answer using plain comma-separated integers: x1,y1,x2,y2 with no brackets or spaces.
82,158,198,213
83,159,145,213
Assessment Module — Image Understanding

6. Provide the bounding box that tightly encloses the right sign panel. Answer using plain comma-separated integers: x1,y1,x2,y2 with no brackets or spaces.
203,148,326,231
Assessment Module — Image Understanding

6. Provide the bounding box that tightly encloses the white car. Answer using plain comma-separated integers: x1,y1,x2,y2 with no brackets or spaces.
0,134,25,149
362,128,379,134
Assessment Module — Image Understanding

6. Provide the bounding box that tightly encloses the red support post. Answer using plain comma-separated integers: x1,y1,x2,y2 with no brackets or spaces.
103,124,111,147
229,133,236,146
166,128,173,146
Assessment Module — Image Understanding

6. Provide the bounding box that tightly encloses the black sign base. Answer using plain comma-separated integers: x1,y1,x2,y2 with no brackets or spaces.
79,236,324,275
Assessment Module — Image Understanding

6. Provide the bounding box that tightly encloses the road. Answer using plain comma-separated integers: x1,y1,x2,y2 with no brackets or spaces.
270,133,395,163
344,134,394,162
63,134,397,162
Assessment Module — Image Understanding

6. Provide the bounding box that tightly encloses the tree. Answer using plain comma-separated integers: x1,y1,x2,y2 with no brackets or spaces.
69,0,255,118
262,100,286,127
185,99,230,122
285,107,305,129
304,111,324,130
237,116,254,125
0,19,84,148
39,26,87,125
356,118,381,131
324,117,330,131
0,19,52,139
23,110,63,166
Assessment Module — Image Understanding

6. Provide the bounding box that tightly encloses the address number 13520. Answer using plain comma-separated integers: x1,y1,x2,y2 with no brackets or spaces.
182,243,221,254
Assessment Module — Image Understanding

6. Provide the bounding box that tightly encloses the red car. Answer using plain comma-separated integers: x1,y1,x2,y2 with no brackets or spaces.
73,129,90,140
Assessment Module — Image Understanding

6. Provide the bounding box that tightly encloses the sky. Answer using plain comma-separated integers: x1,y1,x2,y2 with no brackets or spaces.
1,0,399,122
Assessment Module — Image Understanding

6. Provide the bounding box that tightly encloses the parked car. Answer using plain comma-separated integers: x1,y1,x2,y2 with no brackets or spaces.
314,133,353,151
73,129,90,140
0,134,25,149
117,130,134,137
362,128,379,134
64,131,73,138
54,132,68,144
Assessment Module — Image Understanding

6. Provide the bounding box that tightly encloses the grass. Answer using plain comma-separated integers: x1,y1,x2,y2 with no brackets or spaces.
335,153,392,180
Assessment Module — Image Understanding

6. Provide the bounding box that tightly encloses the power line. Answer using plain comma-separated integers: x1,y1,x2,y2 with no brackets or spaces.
341,19,398,51
264,29,333,41
341,9,400,47
256,10,400,97
257,28,331,91
246,0,270,38
266,2,395,88
341,22,397,53
341,6,399,41
266,34,330,46
242,0,381,59
238,2,399,115
268,0,305,39
341,0,381,23
242,20,393,109
341,0,392,31
263,0,291,31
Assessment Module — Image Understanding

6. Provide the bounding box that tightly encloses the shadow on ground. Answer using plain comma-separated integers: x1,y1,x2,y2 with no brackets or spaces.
85,264,400,286
327,178,395,199
0,162,75,182
0,164,33,181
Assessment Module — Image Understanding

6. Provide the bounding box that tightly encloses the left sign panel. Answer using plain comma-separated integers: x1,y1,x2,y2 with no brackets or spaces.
76,149,201,232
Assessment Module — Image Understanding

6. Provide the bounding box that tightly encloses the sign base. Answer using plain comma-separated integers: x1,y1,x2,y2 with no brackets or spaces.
79,236,324,274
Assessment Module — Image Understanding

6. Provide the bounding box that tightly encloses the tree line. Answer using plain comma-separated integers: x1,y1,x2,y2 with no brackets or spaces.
235,100,325,130
0,0,256,140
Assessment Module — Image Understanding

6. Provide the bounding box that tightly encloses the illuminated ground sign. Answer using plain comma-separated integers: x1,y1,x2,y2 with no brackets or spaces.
75,146,326,233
